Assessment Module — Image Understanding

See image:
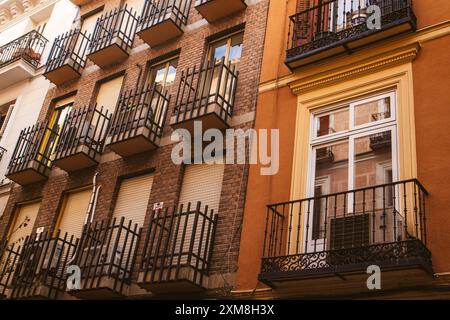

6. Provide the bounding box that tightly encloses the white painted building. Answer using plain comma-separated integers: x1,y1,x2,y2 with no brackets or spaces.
0,0,78,216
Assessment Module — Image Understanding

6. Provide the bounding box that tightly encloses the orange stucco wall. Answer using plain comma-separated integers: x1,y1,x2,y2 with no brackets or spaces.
235,0,450,292
235,86,297,290
413,36,450,274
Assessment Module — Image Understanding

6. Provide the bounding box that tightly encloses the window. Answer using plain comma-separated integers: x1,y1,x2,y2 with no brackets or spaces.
96,75,125,113
306,91,398,249
0,101,14,139
208,32,244,69
204,32,243,103
39,95,75,163
146,57,178,91
145,57,178,126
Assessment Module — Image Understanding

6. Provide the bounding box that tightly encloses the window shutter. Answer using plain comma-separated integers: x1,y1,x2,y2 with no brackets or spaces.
57,189,92,240
7,202,40,248
176,164,224,264
96,76,125,114
113,173,154,227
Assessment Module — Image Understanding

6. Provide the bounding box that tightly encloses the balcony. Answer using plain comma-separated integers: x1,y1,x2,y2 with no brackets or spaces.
0,30,48,90
52,105,110,173
44,29,90,86
6,122,56,186
259,180,433,295
138,202,217,295
370,131,392,150
8,231,77,300
67,217,141,299
137,0,192,47
87,6,138,68
0,243,22,299
286,0,417,69
170,58,238,134
70,0,93,5
106,84,170,157
195,0,247,23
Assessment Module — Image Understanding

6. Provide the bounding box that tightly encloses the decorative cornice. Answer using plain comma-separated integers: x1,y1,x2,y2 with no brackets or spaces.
0,0,48,26
290,43,420,95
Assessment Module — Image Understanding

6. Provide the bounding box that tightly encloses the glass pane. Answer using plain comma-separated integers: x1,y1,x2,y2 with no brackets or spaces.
210,40,227,62
354,96,391,127
353,130,394,243
229,33,243,66
312,140,349,240
316,107,349,137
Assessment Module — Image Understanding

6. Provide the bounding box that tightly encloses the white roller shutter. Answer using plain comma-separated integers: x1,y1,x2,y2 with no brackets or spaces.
176,164,224,265
57,189,92,240
113,173,154,227
7,202,40,248
178,164,225,213
96,76,124,114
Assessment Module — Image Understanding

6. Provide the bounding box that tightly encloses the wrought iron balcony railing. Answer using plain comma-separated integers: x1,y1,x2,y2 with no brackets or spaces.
88,5,138,68
6,122,57,185
44,29,90,85
139,202,218,294
194,0,247,22
0,30,48,70
0,243,22,298
260,179,432,286
53,105,111,172
286,0,416,68
9,231,78,300
171,58,238,132
68,217,141,299
137,0,192,47
106,83,170,157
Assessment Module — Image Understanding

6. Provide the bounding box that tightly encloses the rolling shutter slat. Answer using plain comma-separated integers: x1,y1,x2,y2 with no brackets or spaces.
113,173,154,227
7,202,40,248
58,189,92,240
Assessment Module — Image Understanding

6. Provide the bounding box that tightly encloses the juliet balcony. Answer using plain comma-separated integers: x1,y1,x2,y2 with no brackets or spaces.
52,105,111,173
194,0,247,23
137,0,192,47
286,0,417,68
138,202,217,295
170,58,238,134
87,6,138,68
106,84,170,157
259,179,433,296
44,29,90,86
6,122,57,186
67,217,141,299
0,30,48,90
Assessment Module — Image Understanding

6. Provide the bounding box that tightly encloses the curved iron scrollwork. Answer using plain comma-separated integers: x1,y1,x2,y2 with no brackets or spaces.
261,240,432,275
287,1,416,61
0,30,48,69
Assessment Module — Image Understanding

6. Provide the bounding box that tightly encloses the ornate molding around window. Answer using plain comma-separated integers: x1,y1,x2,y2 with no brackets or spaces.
289,43,421,95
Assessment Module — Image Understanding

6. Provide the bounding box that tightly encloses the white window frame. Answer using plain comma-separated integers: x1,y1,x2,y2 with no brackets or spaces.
304,91,399,252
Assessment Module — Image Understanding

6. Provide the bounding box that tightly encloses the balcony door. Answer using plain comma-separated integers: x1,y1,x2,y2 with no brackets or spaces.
38,96,74,165
146,57,178,127
206,32,243,103
305,91,398,252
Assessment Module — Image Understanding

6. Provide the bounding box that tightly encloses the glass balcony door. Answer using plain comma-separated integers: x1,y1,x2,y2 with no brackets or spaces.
305,91,398,252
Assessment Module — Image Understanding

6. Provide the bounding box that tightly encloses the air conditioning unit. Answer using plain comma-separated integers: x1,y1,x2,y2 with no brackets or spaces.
328,210,406,250
79,244,124,278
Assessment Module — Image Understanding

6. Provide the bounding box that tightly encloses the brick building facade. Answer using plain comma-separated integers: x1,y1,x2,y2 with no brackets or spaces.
0,0,269,299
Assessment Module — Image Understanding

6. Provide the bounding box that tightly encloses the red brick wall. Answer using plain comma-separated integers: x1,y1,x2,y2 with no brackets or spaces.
0,0,269,294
